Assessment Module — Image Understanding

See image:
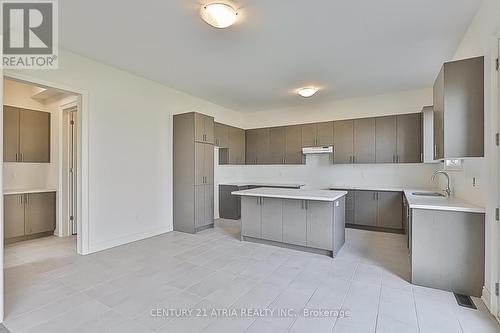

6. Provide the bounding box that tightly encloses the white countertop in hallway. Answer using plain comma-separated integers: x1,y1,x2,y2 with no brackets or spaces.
328,184,485,214
232,187,347,202
3,188,57,195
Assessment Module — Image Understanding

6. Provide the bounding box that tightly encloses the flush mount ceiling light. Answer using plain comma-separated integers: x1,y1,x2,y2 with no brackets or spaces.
200,3,238,28
297,87,319,98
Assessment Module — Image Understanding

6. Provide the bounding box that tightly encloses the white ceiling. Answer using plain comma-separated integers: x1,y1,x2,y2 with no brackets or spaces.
59,0,481,112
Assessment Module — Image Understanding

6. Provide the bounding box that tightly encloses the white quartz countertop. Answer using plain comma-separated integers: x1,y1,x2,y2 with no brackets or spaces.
232,188,347,202
328,185,484,213
221,182,305,188
4,188,57,195
403,190,485,214
328,185,433,192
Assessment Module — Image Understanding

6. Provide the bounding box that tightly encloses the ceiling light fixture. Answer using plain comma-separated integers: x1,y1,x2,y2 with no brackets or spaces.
297,87,319,98
200,3,238,29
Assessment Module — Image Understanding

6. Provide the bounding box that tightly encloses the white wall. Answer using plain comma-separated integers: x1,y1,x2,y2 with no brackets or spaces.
2,48,244,254
446,0,500,314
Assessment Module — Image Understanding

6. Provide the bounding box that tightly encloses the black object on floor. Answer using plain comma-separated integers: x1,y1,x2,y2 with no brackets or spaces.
454,293,477,309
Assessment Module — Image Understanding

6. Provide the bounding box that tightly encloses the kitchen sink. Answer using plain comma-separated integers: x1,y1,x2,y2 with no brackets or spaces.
411,192,445,197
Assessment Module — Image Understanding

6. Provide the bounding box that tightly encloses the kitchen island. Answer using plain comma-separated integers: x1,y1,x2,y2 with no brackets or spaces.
232,188,347,257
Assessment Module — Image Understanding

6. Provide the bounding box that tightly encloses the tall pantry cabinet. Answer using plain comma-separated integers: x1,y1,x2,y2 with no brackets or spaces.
173,112,215,233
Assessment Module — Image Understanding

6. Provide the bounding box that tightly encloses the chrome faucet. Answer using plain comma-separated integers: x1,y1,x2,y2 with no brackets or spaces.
431,170,452,197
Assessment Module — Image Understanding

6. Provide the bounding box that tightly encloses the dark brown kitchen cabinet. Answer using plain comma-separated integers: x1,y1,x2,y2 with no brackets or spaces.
228,126,245,164
194,112,214,144
353,118,376,163
396,113,422,163
4,192,56,243
285,125,303,164
302,122,334,147
173,112,214,233
333,120,354,164
214,122,229,148
375,116,397,163
3,106,50,163
433,56,484,159
377,191,403,229
4,194,25,238
354,191,378,226
246,128,271,164
245,129,259,165
269,127,286,164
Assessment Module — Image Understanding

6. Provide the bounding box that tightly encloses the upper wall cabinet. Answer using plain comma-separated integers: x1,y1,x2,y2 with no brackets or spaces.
353,118,376,163
214,122,229,148
3,106,50,163
228,126,245,164
246,128,270,164
433,56,484,159
396,113,422,163
194,113,214,144
333,120,354,164
301,121,334,147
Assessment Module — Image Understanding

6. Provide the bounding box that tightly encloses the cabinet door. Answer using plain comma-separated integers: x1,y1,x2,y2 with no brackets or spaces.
375,116,397,163
194,142,205,185
377,192,403,229
241,197,261,238
204,144,214,185
268,127,285,164
301,123,317,147
219,185,239,219
229,126,245,164
433,67,445,160
282,199,306,246
204,184,214,226
19,109,50,163
3,106,19,162
204,115,215,144
397,114,422,163
306,201,333,250
194,185,205,228
353,118,376,163
354,191,377,226
333,120,354,164
4,194,25,238
256,128,270,164
245,129,259,165
214,122,229,147
316,121,334,146
194,113,205,142
285,125,303,164
25,192,56,235
261,198,283,242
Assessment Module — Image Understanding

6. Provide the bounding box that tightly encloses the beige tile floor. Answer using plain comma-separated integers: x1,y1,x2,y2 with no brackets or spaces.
3,219,500,333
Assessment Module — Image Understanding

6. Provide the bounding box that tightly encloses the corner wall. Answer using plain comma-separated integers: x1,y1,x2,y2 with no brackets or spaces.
446,0,500,314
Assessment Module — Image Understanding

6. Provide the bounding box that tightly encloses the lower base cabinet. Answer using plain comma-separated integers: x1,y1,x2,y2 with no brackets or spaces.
283,199,306,246
241,196,346,255
410,208,484,296
195,185,214,230
4,191,56,243
334,189,403,232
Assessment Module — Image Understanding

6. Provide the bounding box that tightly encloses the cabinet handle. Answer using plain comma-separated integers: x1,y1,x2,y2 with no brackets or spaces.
20,195,23,204
434,144,437,158
305,201,308,210
392,154,395,163
21,153,24,162
24,194,28,205
352,156,355,163
349,156,352,163
15,153,18,162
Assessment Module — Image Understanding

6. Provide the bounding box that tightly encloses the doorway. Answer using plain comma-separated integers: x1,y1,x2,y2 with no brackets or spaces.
1,77,84,321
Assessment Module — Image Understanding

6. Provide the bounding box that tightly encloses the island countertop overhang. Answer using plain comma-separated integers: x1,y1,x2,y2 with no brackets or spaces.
232,188,347,202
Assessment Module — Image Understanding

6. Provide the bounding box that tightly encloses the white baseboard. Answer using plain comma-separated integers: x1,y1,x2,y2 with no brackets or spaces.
482,285,498,320
88,226,173,253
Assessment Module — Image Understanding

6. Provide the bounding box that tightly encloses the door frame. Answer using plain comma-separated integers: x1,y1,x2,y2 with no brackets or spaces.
1,72,90,256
